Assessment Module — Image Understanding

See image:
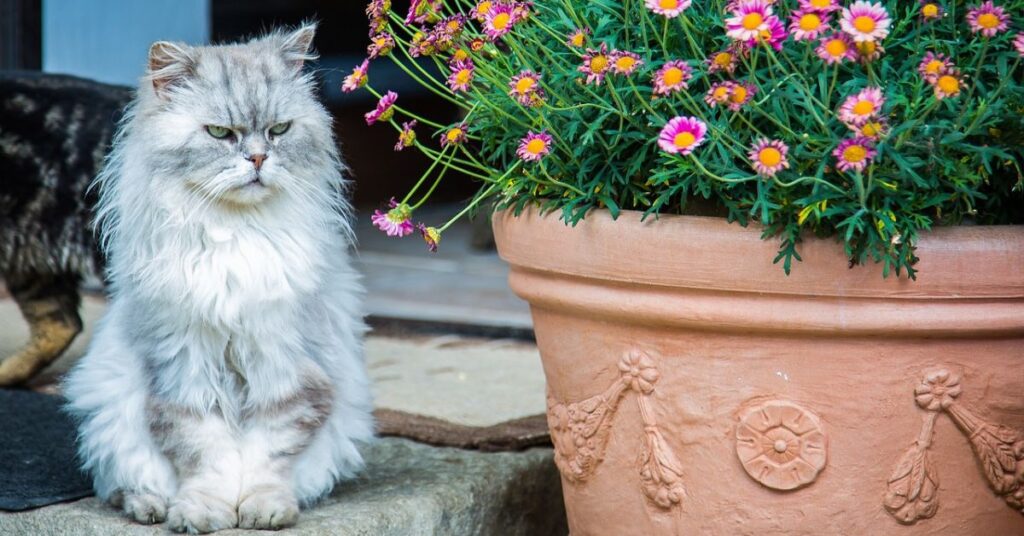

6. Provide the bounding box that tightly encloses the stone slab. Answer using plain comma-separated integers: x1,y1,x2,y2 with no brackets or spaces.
0,437,567,536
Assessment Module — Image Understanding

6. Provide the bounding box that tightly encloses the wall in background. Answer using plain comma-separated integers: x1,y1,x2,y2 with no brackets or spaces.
42,0,210,86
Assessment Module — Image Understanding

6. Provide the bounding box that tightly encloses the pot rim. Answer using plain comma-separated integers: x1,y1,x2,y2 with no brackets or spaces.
492,207,1024,337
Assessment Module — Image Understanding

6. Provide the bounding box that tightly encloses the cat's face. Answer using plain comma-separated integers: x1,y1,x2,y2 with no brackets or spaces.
140,25,333,208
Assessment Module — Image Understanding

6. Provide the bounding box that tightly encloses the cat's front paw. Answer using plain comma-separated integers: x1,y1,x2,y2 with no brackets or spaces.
237,487,299,530
167,491,237,534
122,492,168,525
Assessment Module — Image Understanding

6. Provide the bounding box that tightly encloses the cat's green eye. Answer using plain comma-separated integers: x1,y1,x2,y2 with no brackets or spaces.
206,125,233,139
269,122,291,136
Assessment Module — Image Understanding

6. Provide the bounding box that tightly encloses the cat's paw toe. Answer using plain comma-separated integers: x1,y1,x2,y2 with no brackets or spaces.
237,488,299,530
122,492,168,525
167,492,237,533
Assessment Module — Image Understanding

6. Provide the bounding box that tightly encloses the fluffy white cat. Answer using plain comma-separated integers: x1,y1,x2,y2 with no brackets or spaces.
63,24,373,533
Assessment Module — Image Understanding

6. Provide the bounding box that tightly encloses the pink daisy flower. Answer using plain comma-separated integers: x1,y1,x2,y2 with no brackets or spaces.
748,138,790,177
755,14,788,50
918,52,954,83
567,28,590,48
658,116,707,156
448,60,475,92
645,0,692,18
517,131,553,162
790,10,831,41
933,70,964,99
838,87,884,126
967,2,1009,37
368,33,395,59
726,0,776,42
1015,33,1024,57
484,3,518,40
706,48,741,75
727,81,757,111
406,0,442,25
509,70,546,107
816,33,857,64
365,0,391,20
799,0,841,12
579,44,612,85
365,91,398,126
856,40,885,63
473,0,494,22
840,1,892,43
705,82,733,107
854,118,888,140
417,224,442,253
610,51,644,76
395,120,417,151
372,199,415,237
919,1,943,21
342,59,369,93
441,124,469,147
653,61,692,96
833,137,877,173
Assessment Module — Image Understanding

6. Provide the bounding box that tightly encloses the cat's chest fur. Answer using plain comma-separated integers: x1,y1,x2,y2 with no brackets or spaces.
125,214,327,332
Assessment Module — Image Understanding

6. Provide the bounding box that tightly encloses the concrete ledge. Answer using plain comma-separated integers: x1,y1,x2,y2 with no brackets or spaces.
0,438,567,536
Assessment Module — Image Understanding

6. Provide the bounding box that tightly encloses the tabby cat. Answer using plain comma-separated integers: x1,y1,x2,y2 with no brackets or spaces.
0,70,130,386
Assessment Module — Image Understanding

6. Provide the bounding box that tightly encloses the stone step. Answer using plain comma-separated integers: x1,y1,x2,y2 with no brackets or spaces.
0,437,567,536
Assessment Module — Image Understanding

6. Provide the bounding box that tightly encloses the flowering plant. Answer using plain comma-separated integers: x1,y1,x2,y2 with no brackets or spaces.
353,0,1023,277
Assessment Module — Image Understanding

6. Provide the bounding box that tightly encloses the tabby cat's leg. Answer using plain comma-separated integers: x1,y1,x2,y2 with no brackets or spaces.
0,272,82,386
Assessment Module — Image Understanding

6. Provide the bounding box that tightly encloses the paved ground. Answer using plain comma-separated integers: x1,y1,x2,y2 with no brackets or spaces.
0,437,567,536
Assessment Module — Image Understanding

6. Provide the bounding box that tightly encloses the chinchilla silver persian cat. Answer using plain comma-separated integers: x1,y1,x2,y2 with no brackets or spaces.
64,24,373,533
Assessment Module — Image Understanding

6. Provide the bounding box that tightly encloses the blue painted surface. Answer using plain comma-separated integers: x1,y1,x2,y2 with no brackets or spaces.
43,0,209,86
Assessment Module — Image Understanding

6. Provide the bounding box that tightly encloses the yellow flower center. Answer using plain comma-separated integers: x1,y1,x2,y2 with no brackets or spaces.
448,21,461,32
659,0,679,9
730,85,748,103
922,4,939,18
859,41,877,56
477,1,493,16
825,39,848,57
937,75,960,94
590,55,609,73
515,77,536,94
853,15,876,33
843,145,868,163
758,147,782,167
977,13,999,29
571,32,585,47
714,52,733,67
853,100,875,116
811,0,831,8
526,139,547,154
861,122,881,137
456,69,472,85
673,131,696,148
492,12,511,30
799,14,822,32
742,13,764,30
615,56,637,72
925,60,943,74
713,86,730,100
663,67,684,86
446,128,463,142
453,49,469,62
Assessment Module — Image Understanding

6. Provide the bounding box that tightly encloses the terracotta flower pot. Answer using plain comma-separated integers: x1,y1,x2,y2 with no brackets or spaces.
492,207,1024,535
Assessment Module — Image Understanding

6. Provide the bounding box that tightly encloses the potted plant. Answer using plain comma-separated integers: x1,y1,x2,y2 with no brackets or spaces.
352,0,1024,532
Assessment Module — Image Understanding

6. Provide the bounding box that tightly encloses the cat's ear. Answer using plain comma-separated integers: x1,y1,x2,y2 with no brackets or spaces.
279,23,318,73
147,41,194,98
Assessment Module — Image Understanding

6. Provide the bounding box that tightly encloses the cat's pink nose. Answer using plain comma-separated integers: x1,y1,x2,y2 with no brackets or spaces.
249,153,267,171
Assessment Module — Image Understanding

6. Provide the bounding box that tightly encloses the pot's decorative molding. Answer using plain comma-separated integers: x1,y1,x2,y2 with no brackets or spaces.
884,369,1024,525
735,400,828,491
547,349,685,510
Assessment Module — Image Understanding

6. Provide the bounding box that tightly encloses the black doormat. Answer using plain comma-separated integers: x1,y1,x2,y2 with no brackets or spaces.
0,389,93,511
